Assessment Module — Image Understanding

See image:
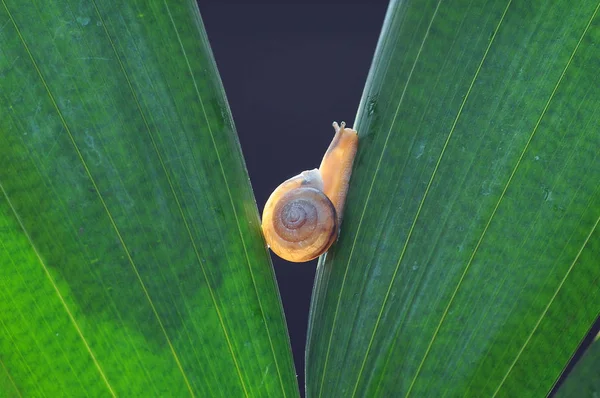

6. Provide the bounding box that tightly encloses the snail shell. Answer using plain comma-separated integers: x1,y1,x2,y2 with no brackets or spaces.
261,121,358,262
262,170,338,262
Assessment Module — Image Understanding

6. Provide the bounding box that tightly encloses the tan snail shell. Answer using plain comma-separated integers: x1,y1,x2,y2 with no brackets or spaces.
261,121,358,262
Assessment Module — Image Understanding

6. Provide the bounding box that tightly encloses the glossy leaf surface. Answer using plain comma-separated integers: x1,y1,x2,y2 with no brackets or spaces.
0,1,298,396
307,0,600,396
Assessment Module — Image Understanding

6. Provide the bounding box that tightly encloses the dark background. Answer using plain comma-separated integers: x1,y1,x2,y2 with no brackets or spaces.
196,0,389,391
195,0,598,395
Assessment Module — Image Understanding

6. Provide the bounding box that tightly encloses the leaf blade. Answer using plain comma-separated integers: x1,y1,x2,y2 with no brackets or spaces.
0,1,298,396
306,0,600,396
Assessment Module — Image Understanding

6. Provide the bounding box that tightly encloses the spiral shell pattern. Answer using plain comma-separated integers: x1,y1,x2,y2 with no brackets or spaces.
262,180,338,262
261,122,358,262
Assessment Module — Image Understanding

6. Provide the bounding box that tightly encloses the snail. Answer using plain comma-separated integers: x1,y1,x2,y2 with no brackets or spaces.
261,121,358,262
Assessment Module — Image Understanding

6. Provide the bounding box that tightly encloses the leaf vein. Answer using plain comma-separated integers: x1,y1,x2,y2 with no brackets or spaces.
317,0,444,395
0,180,115,397
406,2,599,395
162,1,287,396
0,327,24,397
492,214,600,396
0,3,117,395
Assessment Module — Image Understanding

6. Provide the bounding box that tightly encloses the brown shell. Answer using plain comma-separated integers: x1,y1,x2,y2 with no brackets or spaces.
261,170,338,262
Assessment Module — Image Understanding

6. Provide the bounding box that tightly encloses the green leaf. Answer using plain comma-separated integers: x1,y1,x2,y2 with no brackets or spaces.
556,334,600,397
306,0,600,396
0,1,298,396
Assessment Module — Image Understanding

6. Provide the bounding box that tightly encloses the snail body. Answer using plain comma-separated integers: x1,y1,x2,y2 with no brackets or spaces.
261,121,358,262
